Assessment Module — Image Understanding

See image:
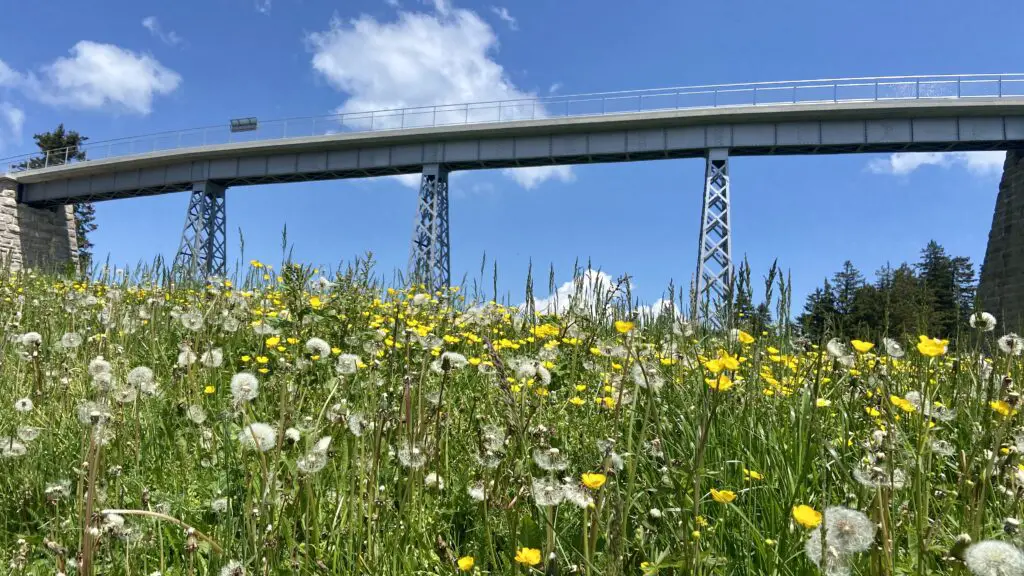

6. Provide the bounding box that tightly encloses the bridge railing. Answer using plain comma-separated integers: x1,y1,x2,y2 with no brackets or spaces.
5,73,1024,174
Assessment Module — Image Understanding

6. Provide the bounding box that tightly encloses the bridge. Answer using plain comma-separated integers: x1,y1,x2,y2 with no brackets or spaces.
2,73,1024,324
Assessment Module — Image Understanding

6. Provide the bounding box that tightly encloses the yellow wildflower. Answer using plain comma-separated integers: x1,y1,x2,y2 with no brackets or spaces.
851,340,874,353
582,473,607,489
710,488,736,504
916,335,948,357
614,320,634,334
514,548,541,566
309,296,323,309
991,400,1018,417
792,505,822,528
457,556,475,572
743,468,763,481
706,374,734,392
736,330,755,344
890,395,916,413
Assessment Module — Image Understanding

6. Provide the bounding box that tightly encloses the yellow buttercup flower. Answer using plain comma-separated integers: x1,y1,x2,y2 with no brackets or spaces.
309,296,323,309
916,335,948,357
582,473,607,489
736,330,755,344
991,400,1018,417
514,547,541,566
710,488,736,504
204,385,215,394
851,340,874,353
265,336,281,347
706,374,734,392
792,505,822,528
457,556,475,572
890,395,916,413
569,396,585,406
614,320,634,334
743,468,763,481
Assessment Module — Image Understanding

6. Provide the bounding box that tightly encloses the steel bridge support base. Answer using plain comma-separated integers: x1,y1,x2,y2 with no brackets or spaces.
408,164,451,293
696,149,732,326
173,181,227,279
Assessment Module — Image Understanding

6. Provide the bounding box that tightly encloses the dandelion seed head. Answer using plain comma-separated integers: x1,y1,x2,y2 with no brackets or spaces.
16,426,40,442
296,451,328,475
219,560,246,576
336,353,360,375
19,332,42,347
531,477,565,507
883,338,904,358
347,413,364,437
238,423,276,452
211,498,229,513
284,427,301,443
964,540,1024,576
127,366,154,387
0,437,27,458
88,356,112,377
305,337,331,359
201,348,224,368
533,447,568,471
230,372,259,406
468,481,487,501
179,311,204,331
114,386,138,404
562,481,594,509
186,405,207,425
424,472,445,490
60,332,83,349
971,312,998,332
397,441,426,469
13,397,33,413
999,333,1024,356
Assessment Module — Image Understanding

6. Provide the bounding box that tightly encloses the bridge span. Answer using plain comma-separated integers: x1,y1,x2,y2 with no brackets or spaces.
2,74,1024,324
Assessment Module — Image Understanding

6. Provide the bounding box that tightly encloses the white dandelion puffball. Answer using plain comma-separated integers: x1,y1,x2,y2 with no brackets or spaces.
305,337,332,359
883,337,905,358
13,397,33,413
179,310,204,331
60,332,83,349
336,353,360,375
970,311,997,332
964,540,1024,576
238,423,277,452
19,332,42,347
201,348,224,368
88,356,112,377
127,366,155,387
219,560,247,576
230,372,260,405
998,333,1024,356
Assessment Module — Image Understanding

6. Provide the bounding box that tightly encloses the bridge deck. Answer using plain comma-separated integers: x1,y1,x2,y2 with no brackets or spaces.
11,98,1024,205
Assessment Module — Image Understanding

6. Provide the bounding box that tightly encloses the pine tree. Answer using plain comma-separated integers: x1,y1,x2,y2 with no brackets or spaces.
798,279,837,341
19,125,97,268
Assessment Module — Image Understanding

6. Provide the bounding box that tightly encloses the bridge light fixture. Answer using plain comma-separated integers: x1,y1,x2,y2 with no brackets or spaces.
230,117,258,133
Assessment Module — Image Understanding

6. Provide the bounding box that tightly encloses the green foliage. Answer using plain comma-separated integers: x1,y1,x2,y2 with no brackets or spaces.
798,241,976,341
17,124,97,268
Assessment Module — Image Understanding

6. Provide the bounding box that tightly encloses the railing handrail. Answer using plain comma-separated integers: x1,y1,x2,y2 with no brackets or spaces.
5,73,1024,172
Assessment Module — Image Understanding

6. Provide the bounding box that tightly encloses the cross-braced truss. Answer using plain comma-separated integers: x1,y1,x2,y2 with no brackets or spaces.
696,150,732,324
408,164,450,293
173,181,226,279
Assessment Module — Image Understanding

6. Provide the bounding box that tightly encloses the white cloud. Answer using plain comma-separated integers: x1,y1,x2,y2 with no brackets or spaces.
548,82,562,94
142,17,183,46
530,269,618,315
868,151,1006,177
307,2,573,189
502,165,575,189
490,6,517,30
0,102,24,152
255,0,272,14
0,60,20,87
386,0,401,5
34,41,182,115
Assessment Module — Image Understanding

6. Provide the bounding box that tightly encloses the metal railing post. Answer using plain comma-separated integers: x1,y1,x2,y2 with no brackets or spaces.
64,147,70,164
401,109,406,129
464,105,469,124
432,106,437,127
874,81,879,101
957,77,961,98
915,79,920,99
833,83,837,103
639,94,643,111
370,112,375,131
999,77,1004,97
713,89,718,107
45,150,51,168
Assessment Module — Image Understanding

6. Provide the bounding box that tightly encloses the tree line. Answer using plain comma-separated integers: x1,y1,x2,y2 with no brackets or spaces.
796,241,976,342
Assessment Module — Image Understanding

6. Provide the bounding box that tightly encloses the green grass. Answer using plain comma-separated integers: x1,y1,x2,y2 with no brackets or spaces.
0,262,1020,575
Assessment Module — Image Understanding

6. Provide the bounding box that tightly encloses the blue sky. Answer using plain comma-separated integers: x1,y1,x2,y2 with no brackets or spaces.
0,0,1019,310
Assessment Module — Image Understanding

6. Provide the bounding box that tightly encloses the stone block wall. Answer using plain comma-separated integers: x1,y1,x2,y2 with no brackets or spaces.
0,177,78,272
979,150,1024,333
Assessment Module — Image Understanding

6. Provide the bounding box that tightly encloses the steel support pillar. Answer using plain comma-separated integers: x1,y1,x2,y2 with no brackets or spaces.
173,181,227,279
408,164,451,293
696,149,732,324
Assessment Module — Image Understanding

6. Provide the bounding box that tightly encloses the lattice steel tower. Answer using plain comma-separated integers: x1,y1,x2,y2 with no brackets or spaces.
173,181,227,278
695,149,733,323
408,164,451,292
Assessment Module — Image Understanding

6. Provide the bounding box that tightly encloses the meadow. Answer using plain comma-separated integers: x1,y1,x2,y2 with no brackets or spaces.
1,259,1022,576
